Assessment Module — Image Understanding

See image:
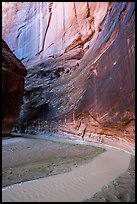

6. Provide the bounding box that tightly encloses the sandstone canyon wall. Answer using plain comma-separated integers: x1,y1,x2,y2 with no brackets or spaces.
2,39,27,136
2,2,135,152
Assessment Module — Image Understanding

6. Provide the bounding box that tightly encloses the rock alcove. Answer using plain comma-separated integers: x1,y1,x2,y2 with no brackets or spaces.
2,2,135,153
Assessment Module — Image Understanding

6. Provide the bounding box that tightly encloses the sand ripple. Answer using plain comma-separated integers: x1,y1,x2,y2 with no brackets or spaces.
2,148,130,202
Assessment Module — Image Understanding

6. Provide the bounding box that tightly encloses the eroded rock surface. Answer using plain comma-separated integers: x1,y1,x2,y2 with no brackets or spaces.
2,2,135,151
2,39,27,136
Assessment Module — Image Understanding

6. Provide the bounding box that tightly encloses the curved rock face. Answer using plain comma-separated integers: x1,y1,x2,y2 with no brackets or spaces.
2,2,135,151
2,39,27,136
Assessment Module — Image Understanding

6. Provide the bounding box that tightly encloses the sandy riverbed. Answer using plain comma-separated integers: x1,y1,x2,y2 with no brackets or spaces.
2,136,135,202
84,155,135,202
2,136,105,188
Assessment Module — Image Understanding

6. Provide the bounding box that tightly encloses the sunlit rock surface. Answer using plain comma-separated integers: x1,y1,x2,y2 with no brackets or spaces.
2,39,27,136
2,2,135,152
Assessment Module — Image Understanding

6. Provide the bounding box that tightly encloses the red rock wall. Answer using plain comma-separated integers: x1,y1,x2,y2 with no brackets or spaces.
2,2,109,64
2,39,27,136
2,2,135,152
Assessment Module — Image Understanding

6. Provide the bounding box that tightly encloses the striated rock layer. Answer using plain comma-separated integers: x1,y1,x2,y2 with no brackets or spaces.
2,39,27,136
2,2,135,152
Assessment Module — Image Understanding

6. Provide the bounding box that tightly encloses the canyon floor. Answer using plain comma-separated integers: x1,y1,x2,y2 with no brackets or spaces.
2,135,135,202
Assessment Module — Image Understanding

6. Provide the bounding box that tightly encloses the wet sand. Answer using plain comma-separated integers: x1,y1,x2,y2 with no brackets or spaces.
2,136,134,202
2,137,105,188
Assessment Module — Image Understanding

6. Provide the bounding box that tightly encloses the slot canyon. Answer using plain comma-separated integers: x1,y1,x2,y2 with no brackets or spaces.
2,2,135,153
2,2,135,202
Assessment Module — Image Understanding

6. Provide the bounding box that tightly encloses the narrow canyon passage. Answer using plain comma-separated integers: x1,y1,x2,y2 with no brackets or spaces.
2,2,135,202
2,2,135,150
